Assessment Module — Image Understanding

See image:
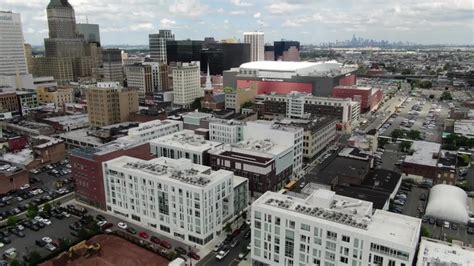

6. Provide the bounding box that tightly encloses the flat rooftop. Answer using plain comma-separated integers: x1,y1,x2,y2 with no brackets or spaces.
182,111,213,119
310,157,370,185
404,141,441,167
33,135,64,149
59,129,103,147
108,156,231,188
417,237,474,265
255,190,420,247
44,114,89,125
275,116,337,132
150,130,222,152
454,120,474,138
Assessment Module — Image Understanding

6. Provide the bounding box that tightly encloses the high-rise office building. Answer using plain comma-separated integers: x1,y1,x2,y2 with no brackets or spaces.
200,43,251,75
264,45,275,61
125,63,153,100
274,40,300,61
244,32,264,62
77,23,101,46
0,11,34,90
149,30,174,63
33,0,94,83
172,63,201,106
251,189,421,266
86,82,139,127
166,40,203,64
101,48,123,83
143,62,161,92
24,43,34,75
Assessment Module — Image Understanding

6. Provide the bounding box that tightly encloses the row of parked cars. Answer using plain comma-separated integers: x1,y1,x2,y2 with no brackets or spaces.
389,179,414,214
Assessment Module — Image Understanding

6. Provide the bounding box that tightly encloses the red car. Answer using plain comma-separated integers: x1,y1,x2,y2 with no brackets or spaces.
150,236,161,245
138,231,149,239
232,229,241,237
101,223,113,230
160,240,172,249
188,251,200,260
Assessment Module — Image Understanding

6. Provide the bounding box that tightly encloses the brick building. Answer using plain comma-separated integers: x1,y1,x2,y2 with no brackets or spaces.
31,136,66,165
0,161,28,194
332,85,383,113
71,141,152,209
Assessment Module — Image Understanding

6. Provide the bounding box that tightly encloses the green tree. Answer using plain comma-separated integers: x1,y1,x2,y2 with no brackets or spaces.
458,154,470,167
407,130,421,140
78,228,90,240
241,101,254,109
391,129,403,141
190,97,202,110
378,138,389,149
421,226,431,238
224,223,232,234
241,210,247,220
400,141,412,152
401,69,413,75
9,259,20,266
58,237,71,251
7,216,18,227
43,202,52,213
440,91,453,101
27,205,39,219
27,250,42,265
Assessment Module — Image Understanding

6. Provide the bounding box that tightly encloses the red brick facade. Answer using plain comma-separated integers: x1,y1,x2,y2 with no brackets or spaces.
71,143,152,210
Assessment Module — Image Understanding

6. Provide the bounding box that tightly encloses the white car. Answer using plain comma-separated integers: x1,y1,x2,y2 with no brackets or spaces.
34,216,43,222
20,184,30,190
42,219,52,225
42,237,53,243
45,243,56,252
62,212,71,218
215,249,230,260
97,220,107,227
17,225,24,231
118,222,127,229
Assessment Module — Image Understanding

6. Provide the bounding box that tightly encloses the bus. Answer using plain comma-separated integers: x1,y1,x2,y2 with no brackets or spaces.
284,180,297,190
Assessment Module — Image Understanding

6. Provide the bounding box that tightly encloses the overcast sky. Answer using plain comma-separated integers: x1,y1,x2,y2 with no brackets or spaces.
5,0,474,46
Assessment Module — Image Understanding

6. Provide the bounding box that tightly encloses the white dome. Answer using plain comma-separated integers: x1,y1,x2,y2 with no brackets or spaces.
425,184,469,224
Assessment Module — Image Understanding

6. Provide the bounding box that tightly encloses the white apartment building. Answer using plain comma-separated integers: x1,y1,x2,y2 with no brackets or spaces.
0,11,34,90
149,30,174,63
209,118,244,144
103,156,237,245
416,237,474,265
117,119,183,143
172,63,202,106
251,190,421,266
245,121,304,178
244,32,264,62
150,130,222,165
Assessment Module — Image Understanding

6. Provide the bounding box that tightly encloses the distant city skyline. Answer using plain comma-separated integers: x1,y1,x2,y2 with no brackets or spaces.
4,0,474,46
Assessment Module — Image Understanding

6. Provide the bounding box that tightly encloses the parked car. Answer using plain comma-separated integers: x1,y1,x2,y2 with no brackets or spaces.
117,222,127,229
35,239,47,247
175,247,187,255
126,227,137,234
230,239,240,248
150,236,161,245
45,243,56,252
160,240,172,249
138,231,149,239
96,215,106,221
188,251,200,260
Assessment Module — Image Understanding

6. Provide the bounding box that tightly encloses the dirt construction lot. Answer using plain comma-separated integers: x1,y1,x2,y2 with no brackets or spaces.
40,234,169,266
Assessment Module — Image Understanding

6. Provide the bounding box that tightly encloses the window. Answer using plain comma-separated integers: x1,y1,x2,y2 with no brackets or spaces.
326,231,337,240
388,260,396,266
342,235,350,243
340,257,348,264
326,241,336,251
301,223,310,231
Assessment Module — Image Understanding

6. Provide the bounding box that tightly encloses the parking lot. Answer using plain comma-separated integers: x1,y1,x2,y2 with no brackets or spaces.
0,161,73,223
0,207,80,262
388,181,474,246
